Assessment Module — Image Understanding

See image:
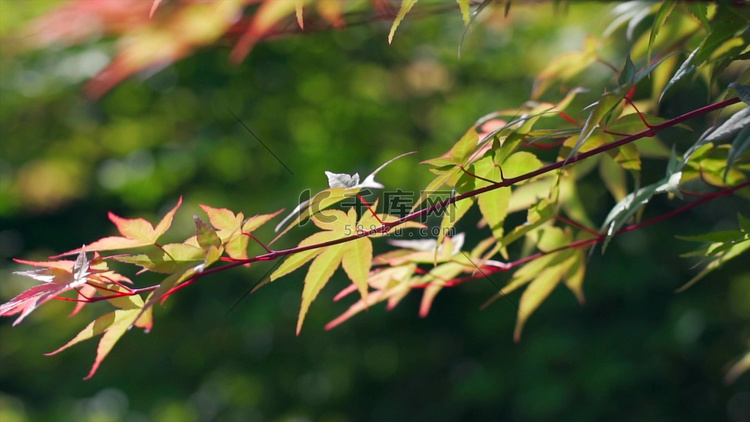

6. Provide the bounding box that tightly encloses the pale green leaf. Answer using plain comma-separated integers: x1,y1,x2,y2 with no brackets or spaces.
46,309,144,379
298,246,344,335
456,0,471,24
563,250,586,304
113,243,205,273
388,0,419,44
513,257,574,342
476,159,511,241
501,151,543,179
341,238,372,303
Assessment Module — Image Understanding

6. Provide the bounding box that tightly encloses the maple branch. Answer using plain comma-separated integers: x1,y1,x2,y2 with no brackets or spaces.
429,179,750,288
171,96,742,280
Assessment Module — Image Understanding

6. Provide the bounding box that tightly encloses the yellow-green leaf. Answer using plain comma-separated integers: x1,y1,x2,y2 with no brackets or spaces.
341,237,373,303
388,0,419,44
298,246,344,335
513,261,569,342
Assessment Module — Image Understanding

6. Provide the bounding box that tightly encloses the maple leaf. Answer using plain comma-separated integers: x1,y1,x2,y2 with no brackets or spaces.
12,253,134,317
55,197,183,257
1,251,93,325
327,234,488,329
183,205,282,261
480,227,590,342
273,151,416,238
270,203,423,334
46,290,153,380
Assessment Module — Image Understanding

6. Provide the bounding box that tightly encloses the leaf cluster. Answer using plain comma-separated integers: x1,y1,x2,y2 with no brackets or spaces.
3,0,750,382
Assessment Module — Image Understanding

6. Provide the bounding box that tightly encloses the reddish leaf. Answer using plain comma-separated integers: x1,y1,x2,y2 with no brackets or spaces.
1,251,91,325
55,197,182,256
231,0,309,63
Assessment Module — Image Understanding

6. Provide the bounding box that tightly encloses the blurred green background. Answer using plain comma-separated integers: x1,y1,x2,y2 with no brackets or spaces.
1,1,749,421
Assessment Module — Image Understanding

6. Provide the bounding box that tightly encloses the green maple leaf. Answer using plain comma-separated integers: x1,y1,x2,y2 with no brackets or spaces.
271,205,422,334
184,205,282,261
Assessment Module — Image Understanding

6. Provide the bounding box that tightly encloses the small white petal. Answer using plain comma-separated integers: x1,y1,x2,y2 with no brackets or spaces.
325,171,360,189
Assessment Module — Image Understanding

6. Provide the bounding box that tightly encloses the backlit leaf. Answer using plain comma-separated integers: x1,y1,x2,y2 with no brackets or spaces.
456,0,471,24
388,0,419,44
1,251,92,326
271,204,422,334
474,156,510,241
46,308,148,380
193,215,222,251
56,197,183,256
513,256,573,342
114,243,205,274
232,0,311,63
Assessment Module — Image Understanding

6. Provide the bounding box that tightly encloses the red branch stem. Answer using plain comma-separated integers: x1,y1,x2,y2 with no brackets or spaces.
64,97,743,302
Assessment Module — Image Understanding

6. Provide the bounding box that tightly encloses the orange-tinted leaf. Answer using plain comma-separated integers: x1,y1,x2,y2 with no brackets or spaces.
85,2,243,98
1,251,91,326
57,197,182,256
317,0,345,27
231,0,311,63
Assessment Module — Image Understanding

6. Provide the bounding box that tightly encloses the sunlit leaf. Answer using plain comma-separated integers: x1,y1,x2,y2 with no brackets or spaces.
193,215,221,251
45,307,150,380
388,0,419,44
270,205,422,334
1,251,92,326
475,156,510,241
705,107,750,142
114,243,205,274
456,0,471,24
232,0,311,63
56,197,183,256
513,255,574,342
134,245,223,326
